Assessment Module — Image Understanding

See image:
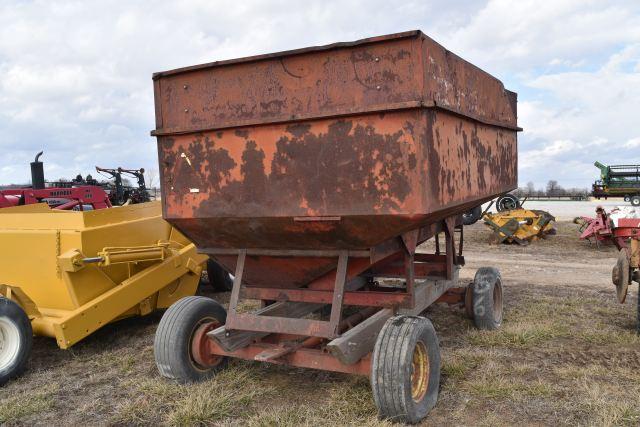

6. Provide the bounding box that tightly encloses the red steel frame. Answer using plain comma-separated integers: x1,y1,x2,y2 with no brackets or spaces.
612,218,640,247
578,209,640,251
0,186,112,210
613,219,640,274
192,215,469,376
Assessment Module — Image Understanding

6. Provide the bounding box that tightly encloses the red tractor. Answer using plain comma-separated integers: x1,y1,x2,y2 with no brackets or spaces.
0,186,111,210
0,152,112,210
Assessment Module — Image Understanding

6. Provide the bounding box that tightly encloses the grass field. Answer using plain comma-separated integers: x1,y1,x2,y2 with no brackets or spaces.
2,220,639,426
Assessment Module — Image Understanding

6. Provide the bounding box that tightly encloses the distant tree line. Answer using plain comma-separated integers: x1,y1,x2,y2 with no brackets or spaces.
512,180,590,198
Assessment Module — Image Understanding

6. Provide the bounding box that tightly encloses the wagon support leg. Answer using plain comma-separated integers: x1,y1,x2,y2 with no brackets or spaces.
224,250,350,339
434,217,464,280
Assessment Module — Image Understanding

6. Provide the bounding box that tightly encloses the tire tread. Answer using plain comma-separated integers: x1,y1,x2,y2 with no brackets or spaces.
371,315,440,424
471,267,503,330
154,296,226,383
0,297,33,386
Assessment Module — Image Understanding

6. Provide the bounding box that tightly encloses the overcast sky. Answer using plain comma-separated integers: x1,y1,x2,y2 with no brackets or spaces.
1,0,638,189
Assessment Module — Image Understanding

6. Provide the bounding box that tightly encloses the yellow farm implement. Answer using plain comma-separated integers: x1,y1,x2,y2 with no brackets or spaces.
0,201,207,385
483,208,556,245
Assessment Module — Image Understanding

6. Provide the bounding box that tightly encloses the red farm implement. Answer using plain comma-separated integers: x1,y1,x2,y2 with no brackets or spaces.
576,207,640,328
575,206,614,247
0,186,112,210
611,217,640,329
0,152,112,210
150,31,519,423
576,206,639,250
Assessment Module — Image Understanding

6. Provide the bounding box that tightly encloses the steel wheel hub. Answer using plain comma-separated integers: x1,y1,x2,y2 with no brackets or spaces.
0,317,20,370
190,318,223,369
493,281,503,322
411,341,429,402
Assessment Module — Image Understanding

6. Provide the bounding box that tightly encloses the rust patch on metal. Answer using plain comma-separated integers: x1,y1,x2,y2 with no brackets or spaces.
160,111,422,220
159,107,516,253
153,30,519,288
426,110,516,209
152,31,518,137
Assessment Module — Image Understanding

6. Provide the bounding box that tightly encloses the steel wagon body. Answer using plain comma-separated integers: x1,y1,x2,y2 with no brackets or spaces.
151,30,518,423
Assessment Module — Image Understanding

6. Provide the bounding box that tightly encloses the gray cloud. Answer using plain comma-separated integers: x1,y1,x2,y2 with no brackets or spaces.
0,0,638,190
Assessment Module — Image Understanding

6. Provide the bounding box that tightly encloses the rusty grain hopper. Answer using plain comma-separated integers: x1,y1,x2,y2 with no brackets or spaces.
151,31,518,423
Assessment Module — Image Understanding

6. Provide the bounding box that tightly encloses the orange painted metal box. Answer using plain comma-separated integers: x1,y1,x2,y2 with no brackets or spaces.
151,30,518,255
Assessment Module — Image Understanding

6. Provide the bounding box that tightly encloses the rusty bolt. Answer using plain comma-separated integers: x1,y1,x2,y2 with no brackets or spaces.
183,84,188,89
375,57,380,62
184,108,189,113
376,85,381,90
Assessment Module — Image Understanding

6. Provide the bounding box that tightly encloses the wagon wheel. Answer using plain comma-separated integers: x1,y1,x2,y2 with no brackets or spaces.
466,267,503,330
371,315,440,424
495,194,520,212
154,296,227,383
612,250,631,304
464,283,474,319
462,205,483,225
206,260,234,292
0,297,32,386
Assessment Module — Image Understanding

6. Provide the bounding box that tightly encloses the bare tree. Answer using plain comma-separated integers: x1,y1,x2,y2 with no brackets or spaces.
526,181,535,195
546,180,561,196
146,168,159,189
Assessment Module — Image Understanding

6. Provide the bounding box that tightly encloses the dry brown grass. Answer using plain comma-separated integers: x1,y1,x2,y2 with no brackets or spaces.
0,384,57,424
1,221,639,425
243,377,390,427
109,362,269,425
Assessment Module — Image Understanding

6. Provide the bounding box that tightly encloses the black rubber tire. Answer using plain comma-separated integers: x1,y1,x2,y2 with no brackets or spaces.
371,315,440,424
207,259,233,292
0,297,32,386
624,195,631,202
462,205,483,225
470,267,503,330
154,296,227,383
631,196,640,207
496,194,520,212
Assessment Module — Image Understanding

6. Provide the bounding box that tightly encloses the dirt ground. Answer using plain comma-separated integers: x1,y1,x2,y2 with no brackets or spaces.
2,220,639,426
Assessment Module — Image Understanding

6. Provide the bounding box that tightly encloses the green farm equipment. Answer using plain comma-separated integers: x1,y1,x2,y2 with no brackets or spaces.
592,161,640,206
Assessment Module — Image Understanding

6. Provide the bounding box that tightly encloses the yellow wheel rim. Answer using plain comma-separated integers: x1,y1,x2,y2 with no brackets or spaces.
411,341,429,402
